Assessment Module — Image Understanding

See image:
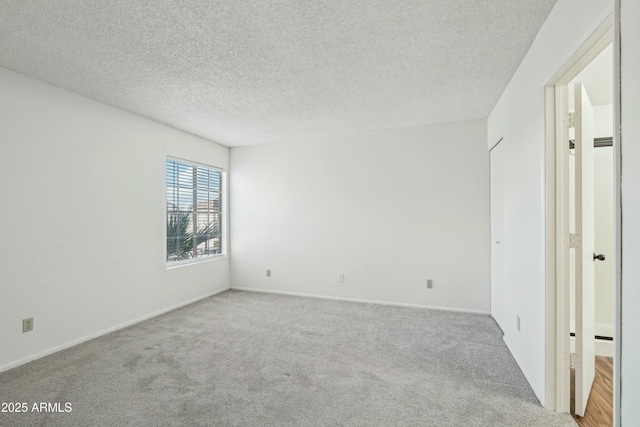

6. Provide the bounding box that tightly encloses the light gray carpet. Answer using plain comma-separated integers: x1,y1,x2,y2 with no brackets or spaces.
0,290,575,426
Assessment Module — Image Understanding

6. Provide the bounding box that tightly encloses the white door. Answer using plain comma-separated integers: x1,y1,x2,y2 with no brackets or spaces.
573,82,596,417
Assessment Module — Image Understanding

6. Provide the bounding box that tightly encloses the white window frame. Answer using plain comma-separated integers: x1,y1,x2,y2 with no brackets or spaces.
166,156,226,268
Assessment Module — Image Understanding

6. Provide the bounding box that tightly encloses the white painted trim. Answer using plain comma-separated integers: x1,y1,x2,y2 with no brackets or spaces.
0,287,229,373
545,82,561,411
547,20,614,86
166,254,226,269
597,339,614,358
612,2,622,426
166,155,226,173
549,89,575,411
544,14,615,414
231,287,491,315
570,336,614,358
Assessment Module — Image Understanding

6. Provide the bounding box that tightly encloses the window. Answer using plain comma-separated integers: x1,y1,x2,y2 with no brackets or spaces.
166,158,224,265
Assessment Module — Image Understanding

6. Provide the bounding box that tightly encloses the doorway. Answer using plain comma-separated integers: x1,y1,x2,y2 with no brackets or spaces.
566,44,615,425
544,17,616,426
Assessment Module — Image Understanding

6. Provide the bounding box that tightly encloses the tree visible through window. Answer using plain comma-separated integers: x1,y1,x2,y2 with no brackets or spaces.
166,158,223,263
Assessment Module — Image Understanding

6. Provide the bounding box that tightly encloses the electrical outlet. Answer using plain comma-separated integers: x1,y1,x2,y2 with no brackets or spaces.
338,274,345,283
266,269,271,277
23,317,34,333
517,315,521,331
426,279,433,289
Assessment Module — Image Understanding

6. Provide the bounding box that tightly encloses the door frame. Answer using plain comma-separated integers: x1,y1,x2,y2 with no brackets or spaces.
543,16,616,414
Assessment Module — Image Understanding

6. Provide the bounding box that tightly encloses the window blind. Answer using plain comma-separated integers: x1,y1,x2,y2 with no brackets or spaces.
166,158,224,263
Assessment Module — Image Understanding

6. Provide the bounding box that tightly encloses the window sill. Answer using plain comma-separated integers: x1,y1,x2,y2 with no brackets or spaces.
166,254,226,270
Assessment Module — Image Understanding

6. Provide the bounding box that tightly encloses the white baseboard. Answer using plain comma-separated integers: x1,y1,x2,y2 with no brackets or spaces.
0,287,229,373
569,335,614,357
502,334,542,403
231,286,491,315
595,322,614,338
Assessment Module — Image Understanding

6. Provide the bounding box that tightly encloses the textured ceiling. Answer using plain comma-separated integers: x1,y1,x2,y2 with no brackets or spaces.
0,1,558,147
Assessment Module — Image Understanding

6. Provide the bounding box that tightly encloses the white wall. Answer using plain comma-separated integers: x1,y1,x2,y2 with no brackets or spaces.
487,0,612,404
593,145,614,337
594,104,614,137
620,0,640,423
230,120,490,313
0,68,230,372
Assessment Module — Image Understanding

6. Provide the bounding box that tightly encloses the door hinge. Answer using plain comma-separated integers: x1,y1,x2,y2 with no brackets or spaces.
569,233,581,249
570,352,576,369
569,111,581,128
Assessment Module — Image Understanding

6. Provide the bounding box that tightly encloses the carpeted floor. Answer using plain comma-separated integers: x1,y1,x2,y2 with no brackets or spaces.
0,290,575,426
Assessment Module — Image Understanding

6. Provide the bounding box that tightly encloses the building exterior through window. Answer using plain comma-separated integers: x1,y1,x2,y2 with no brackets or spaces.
166,158,224,264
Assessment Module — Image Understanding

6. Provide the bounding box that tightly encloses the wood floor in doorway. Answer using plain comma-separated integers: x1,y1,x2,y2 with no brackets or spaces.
571,356,613,427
